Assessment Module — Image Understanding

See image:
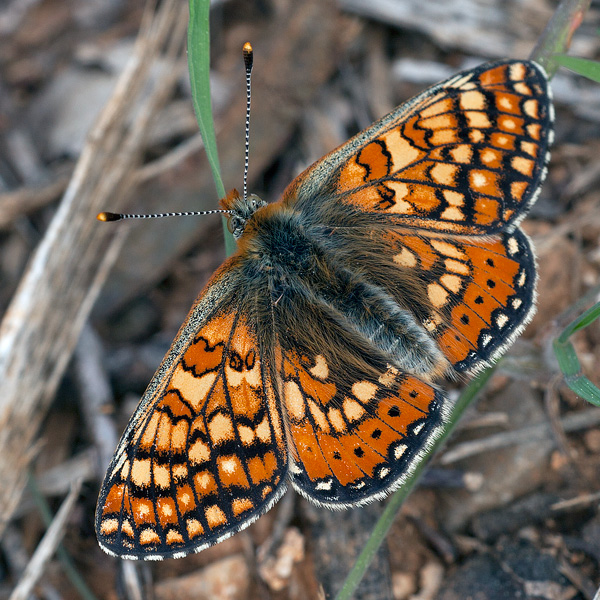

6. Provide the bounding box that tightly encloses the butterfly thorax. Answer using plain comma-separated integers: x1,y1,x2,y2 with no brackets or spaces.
231,199,449,382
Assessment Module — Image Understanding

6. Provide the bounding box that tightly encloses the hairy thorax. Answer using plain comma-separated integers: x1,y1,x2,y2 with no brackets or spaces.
233,199,449,381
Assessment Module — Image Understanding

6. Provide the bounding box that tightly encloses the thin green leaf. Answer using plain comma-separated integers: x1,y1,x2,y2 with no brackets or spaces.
553,302,600,405
187,0,236,256
553,54,600,82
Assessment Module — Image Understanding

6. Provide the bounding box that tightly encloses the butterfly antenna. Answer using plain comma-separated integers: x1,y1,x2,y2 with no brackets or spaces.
242,42,253,202
97,209,230,222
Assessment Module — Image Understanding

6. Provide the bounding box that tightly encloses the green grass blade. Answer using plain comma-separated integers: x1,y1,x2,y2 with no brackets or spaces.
553,302,600,405
553,55,600,82
187,0,236,256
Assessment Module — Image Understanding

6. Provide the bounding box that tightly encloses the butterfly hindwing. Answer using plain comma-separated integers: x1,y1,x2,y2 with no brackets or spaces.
283,60,552,236
280,351,446,507
96,266,287,559
381,228,537,372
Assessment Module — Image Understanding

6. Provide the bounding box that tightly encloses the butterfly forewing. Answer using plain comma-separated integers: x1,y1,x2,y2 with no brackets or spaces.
96,269,287,559
284,60,552,236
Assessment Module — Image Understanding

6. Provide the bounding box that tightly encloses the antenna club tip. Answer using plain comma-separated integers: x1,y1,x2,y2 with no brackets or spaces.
243,42,253,70
97,211,121,222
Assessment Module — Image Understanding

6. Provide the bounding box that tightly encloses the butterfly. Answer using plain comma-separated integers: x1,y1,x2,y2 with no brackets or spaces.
96,59,553,560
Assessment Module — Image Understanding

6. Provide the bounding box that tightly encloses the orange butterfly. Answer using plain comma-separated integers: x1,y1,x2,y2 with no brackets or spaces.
96,59,553,559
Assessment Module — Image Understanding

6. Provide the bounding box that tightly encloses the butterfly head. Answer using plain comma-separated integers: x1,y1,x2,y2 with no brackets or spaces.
220,189,267,240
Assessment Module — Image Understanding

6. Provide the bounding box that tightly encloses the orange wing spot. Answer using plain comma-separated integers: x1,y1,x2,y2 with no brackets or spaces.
157,497,178,527
131,497,156,526
490,132,515,150
479,148,503,168
402,113,429,149
247,452,277,484
511,180,529,201
470,170,501,197
376,395,426,435
479,63,509,85
450,304,488,346
139,528,161,546
186,518,204,538
394,377,436,412
296,369,337,406
317,435,366,486
473,198,500,225
232,497,254,516
400,236,440,269
495,92,520,114
103,483,125,515
462,283,501,324
438,328,474,364
333,435,382,479
430,128,458,145
176,484,196,514
183,336,223,375
289,422,332,481
498,115,525,135
194,471,217,498
218,455,250,488
206,505,228,529
357,141,392,182
166,530,184,545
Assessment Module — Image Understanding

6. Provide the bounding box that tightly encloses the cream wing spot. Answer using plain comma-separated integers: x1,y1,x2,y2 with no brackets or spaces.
428,283,449,308
209,412,235,443
343,397,365,422
171,366,217,410
284,380,306,420
394,247,417,267
131,459,152,487
352,380,378,403
310,354,329,380
189,440,211,465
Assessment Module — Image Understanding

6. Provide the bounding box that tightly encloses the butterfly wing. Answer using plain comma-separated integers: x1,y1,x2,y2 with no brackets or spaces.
96,262,287,559
281,350,446,506
282,60,552,236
